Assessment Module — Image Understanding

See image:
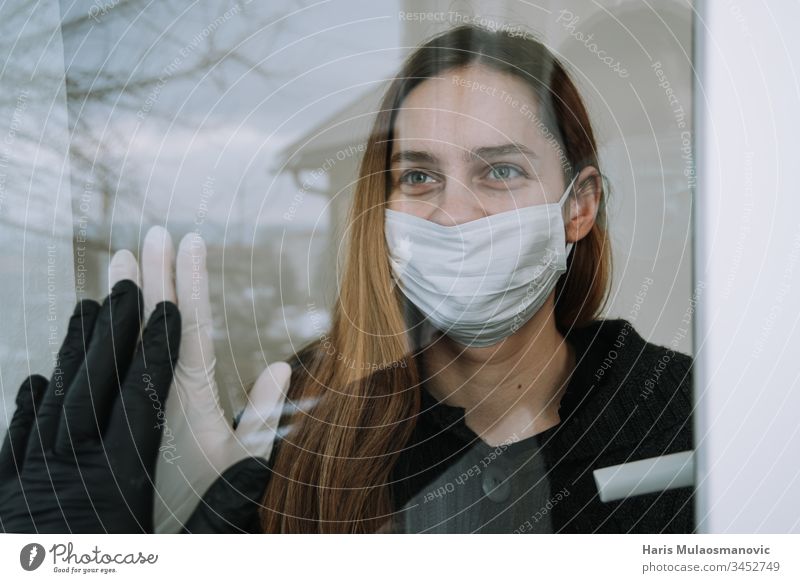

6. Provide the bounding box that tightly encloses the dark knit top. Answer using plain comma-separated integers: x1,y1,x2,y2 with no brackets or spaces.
387,318,695,533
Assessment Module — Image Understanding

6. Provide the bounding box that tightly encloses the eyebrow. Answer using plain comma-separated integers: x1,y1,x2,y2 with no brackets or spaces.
389,142,538,166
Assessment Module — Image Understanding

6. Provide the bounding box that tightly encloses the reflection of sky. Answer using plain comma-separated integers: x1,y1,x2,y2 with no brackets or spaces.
1,0,76,435
59,0,403,226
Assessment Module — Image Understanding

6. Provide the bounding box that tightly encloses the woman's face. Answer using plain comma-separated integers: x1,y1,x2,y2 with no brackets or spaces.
387,64,569,224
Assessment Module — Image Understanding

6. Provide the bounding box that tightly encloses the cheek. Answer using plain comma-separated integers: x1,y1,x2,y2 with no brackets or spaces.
387,199,417,215
385,196,437,221
386,193,402,212
386,181,412,210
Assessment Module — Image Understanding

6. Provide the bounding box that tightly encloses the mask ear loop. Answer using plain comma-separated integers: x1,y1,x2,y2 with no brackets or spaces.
561,173,580,258
559,173,580,207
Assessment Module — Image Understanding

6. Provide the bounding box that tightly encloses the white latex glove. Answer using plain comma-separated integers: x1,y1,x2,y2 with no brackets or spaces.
109,226,291,534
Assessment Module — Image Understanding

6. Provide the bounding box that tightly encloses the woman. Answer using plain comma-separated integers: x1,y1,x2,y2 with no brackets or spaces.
0,23,694,535
253,23,694,533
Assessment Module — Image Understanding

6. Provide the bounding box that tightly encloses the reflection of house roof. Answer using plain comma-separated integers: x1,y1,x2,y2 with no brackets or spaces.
277,85,386,171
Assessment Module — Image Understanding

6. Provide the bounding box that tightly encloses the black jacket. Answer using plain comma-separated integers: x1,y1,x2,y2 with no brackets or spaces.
389,318,695,533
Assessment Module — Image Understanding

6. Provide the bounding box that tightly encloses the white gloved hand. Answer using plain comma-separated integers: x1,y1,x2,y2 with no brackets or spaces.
118,226,290,534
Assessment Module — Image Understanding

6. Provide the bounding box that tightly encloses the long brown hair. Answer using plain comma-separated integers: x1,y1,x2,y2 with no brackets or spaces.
260,23,611,533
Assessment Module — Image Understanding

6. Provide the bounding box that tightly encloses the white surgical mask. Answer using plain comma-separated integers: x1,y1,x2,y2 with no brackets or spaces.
384,174,578,348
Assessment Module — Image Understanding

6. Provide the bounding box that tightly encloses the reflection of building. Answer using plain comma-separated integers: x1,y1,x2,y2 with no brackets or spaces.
278,0,693,353
278,87,385,280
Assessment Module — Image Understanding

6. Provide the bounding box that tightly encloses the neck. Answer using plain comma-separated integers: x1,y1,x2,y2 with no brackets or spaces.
420,293,576,446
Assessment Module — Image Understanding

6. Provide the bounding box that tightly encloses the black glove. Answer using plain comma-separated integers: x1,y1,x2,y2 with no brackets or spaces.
0,279,180,533
181,457,272,533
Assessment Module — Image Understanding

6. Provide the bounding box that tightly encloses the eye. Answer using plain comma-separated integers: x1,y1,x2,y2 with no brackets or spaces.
486,164,526,181
398,170,438,186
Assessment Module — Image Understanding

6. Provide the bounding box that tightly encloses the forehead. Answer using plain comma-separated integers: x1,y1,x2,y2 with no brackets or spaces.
391,66,544,151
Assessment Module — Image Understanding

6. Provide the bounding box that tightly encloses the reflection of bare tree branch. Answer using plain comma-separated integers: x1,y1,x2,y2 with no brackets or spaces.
59,0,148,33
55,2,302,252
2,0,309,299
65,54,223,102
